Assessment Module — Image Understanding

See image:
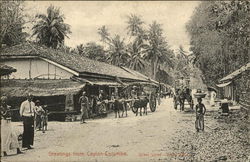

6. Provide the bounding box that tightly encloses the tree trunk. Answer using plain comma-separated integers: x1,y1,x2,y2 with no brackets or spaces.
154,57,159,80
151,58,155,79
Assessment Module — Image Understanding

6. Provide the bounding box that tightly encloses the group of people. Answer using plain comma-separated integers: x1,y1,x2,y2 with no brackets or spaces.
79,87,146,122
1,94,46,157
78,90,108,124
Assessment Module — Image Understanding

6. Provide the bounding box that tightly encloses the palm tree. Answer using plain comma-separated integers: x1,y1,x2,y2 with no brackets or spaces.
126,14,144,37
145,21,173,79
107,35,128,66
32,5,71,49
98,25,111,44
126,14,148,71
127,40,146,71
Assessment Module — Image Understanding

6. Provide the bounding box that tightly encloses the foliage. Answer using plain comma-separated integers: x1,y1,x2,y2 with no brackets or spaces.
186,1,250,86
80,42,107,62
97,26,128,66
126,14,147,71
126,14,144,37
125,15,174,80
98,25,111,44
32,5,71,49
0,1,28,47
106,35,129,66
144,21,173,79
127,41,145,71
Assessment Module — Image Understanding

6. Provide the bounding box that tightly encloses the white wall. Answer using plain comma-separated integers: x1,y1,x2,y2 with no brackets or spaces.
2,58,74,79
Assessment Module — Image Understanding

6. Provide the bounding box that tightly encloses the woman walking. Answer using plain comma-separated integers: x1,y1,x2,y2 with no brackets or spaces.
1,96,22,156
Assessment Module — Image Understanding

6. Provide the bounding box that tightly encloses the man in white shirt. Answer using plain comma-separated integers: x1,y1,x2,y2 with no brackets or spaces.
20,93,35,149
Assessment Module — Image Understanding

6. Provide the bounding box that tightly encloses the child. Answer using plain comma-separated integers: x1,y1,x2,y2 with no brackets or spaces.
35,100,45,130
195,98,206,132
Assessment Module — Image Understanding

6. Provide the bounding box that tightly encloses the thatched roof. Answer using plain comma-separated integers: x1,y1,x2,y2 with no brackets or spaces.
0,79,84,97
0,64,16,76
0,43,148,82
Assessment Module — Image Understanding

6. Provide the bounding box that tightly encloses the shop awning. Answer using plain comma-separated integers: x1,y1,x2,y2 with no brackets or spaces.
0,79,85,97
216,82,232,88
124,81,158,87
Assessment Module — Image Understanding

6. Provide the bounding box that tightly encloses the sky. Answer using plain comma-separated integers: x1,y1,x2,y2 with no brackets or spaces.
25,1,200,53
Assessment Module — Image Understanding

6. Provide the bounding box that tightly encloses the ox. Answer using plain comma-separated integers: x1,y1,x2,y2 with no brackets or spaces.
113,99,128,118
133,97,149,116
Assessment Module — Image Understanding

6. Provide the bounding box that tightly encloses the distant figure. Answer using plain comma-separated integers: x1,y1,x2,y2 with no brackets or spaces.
98,90,104,101
20,93,35,149
210,91,216,106
131,86,137,99
179,77,185,89
1,96,22,156
157,92,161,105
79,91,89,124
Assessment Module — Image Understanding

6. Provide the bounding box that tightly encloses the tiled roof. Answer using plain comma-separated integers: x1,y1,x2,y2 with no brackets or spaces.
0,43,148,82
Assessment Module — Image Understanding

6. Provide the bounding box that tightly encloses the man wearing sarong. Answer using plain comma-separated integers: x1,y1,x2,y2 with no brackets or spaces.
79,91,89,124
20,94,35,149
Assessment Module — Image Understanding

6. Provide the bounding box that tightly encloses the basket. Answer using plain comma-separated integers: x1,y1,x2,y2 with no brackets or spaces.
194,93,206,98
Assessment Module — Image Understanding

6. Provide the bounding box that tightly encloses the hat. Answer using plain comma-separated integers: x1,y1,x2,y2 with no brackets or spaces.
35,100,40,104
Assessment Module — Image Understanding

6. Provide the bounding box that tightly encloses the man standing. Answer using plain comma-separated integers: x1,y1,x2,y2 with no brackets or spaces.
20,94,35,149
79,91,89,124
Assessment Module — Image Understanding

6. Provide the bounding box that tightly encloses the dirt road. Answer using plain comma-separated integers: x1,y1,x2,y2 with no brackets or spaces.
2,98,249,162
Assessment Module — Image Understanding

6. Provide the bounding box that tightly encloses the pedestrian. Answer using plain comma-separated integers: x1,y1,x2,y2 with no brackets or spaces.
79,91,89,124
98,90,104,101
157,91,161,105
210,91,216,106
131,86,137,99
110,92,115,110
179,76,185,89
19,93,35,149
1,96,23,156
195,98,206,132
34,100,45,130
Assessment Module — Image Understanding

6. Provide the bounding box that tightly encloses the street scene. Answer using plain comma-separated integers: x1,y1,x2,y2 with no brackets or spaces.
2,98,249,161
2,98,248,162
1,1,249,162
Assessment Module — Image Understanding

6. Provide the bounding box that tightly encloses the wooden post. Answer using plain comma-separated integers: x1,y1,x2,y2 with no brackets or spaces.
48,62,49,79
29,59,31,79
54,66,56,79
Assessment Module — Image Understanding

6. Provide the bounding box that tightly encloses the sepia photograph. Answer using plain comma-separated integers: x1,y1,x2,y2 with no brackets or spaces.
0,0,249,161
